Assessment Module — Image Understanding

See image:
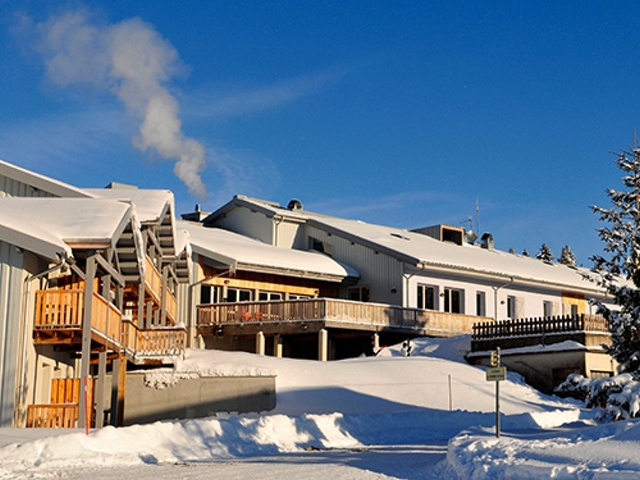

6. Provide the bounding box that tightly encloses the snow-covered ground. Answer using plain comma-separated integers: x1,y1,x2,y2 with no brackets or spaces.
2,336,640,479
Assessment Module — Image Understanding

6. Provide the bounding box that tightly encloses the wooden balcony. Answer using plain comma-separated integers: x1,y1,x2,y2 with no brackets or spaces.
122,318,186,363
470,314,610,352
33,289,122,348
197,298,488,337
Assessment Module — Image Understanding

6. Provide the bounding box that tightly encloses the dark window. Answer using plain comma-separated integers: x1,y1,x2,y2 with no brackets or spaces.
349,286,370,302
476,292,486,316
417,284,437,310
444,288,463,314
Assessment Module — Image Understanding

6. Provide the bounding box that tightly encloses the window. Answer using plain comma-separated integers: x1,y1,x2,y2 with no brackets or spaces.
507,295,516,318
200,285,219,304
288,294,310,300
226,288,252,302
444,288,463,314
543,301,553,318
258,292,283,301
417,284,437,310
348,285,371,302
476,292,486,316
309,236,333,256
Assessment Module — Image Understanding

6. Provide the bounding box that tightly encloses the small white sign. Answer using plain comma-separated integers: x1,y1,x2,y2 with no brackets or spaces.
486,366,507,382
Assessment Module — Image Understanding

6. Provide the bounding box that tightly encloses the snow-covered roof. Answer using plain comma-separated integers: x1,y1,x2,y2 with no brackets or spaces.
0,158,91,198
214,196,601,294
179,220,359,281
0,198,133,260
84,188,174,225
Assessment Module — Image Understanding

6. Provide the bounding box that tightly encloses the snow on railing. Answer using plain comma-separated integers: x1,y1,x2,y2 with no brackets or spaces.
472,314,608,340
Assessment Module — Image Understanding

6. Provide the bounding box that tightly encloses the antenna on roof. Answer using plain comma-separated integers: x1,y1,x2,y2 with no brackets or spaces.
475,198,480,234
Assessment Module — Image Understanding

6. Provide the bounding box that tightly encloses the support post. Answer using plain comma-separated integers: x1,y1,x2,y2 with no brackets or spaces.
110,356,120,427
256,331,265,355
274,334,283,358
79,254,96,431
318,329,328,362
95,351,107,429
372,333,380,352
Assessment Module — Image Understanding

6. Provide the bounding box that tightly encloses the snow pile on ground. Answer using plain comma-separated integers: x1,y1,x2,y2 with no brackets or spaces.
3,336,640,479
449,421,640,478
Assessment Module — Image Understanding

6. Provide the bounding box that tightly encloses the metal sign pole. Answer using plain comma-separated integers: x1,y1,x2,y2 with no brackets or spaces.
495,347,500,438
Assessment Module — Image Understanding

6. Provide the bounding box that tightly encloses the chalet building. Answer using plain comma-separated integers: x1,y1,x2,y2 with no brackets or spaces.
0,160,187,429
0,158,620,426
202,195,609,320
199,195,617,384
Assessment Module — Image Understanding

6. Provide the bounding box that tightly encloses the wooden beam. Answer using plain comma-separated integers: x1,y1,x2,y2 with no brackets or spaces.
95,253,125,287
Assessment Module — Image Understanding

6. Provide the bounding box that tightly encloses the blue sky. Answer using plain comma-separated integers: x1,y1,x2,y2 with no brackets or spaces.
1,1,639,264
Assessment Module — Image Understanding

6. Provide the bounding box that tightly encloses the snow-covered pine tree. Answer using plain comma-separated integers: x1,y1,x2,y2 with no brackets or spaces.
535,243,554,262
522,249,530,257
559,245,577,267
592,146,640,373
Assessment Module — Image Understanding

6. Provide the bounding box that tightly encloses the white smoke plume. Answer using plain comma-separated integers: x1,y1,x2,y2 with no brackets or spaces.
25,10,207,200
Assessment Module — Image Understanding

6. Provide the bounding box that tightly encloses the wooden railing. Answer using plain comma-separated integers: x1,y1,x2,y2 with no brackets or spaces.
472,314,608,340
122,318,186,359
165,287,178,322
35,289,85,327
34,289,122,344
27,404,78,428
145,256,163,302
197,298,485,335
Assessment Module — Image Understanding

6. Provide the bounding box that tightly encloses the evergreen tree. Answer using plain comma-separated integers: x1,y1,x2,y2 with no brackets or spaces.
559,245,577,267
522,249,530,257
592,147,640,373
536,243,554,262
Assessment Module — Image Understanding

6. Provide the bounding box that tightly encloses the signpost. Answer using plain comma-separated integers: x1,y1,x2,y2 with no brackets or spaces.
486,347,504,438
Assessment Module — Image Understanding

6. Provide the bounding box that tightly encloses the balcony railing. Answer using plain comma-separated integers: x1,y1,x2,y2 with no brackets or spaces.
34,289,122,344
122,317,186,359
472,314,608,340
165,287,178,322
145,256,163,302
470,314,610,352
197,298,485,335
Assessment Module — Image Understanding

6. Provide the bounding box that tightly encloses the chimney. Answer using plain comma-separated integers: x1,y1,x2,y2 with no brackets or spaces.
480,233,494,250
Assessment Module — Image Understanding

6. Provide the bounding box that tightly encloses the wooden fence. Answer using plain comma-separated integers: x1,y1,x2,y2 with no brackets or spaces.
472,314,608,340
27,378,95,428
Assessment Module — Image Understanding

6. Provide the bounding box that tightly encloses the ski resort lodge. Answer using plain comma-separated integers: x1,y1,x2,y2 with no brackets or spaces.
0,158,617,428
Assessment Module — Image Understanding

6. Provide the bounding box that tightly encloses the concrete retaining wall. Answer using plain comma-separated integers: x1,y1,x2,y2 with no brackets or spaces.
121,374,276,426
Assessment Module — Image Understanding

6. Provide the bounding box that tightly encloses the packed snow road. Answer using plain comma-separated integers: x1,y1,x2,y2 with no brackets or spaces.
33,443,450,480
